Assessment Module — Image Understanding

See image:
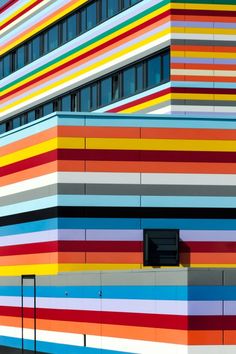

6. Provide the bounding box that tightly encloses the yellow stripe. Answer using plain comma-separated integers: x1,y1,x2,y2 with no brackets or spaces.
1,0,89,55
120,93,171,113
2,3,170,96
173,27,236,35
171,3,236,10
0,0,35,27
1,28,170,114
0,137,85,167
172,51,236,59
172,93,236,101
86,138,236,152
0,264,58,276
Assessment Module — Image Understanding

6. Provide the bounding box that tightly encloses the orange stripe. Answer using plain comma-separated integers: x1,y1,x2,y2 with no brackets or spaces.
85,161,236,174
60,252,142,264
181,252,236,265
0,316,225,345
224,330,236,344
1,127,58,155
0,252,58,266
172,75,236,83
0,161,58,187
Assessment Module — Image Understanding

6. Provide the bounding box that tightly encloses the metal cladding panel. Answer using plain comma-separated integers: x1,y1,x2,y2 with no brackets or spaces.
1,112,236,276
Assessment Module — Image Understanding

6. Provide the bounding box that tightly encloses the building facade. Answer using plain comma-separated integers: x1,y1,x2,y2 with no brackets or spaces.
1,0,236,353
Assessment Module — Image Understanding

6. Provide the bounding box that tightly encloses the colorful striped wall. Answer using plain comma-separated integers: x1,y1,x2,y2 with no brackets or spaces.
1,0,236,120
1,269,236,353
1,112,236,276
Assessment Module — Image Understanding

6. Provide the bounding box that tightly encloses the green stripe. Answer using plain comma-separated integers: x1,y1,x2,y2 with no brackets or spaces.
2,0,169,93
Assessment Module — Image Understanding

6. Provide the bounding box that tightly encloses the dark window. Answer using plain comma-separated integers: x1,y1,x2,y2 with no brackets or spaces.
28,110,36,122
61,19,68,44
143,229,179,266
87,2,97,30
68,13,77,40
43,102,53,116
0,59,3,79
147,55,161,87
107,0,119,17
123,67,135,97
12,116,22,129
3,55,11,76
43,31,49,54
162,51,170,82
112,73,120,101
100,0,107,21
136,63,143,91
91,83,98,110
100,77,112,106
31,36,41,61
6,120,13,132
0,123,6,134
16,46,25,70
48,25,59,52
80,86,90,111
61,94,71,111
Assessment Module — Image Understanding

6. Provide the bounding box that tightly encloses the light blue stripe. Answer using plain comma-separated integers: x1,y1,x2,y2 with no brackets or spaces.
1,286,236,300
0,219,58,236
0,196,58,217
58,195,140,207
141,196,236,208
58,218,141,229
173,81,236,89
0,114,58,146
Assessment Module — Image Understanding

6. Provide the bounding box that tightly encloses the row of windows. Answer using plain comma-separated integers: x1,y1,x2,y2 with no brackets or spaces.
0,0,142,79
0,49,170,134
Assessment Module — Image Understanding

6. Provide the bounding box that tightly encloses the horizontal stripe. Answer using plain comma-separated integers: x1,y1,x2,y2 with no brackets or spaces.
0,297,223,315
2,306,236,329
2,206,236,227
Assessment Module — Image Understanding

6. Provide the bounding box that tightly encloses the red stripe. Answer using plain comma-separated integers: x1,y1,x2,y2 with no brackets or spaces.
0,150,58,177
1,10,170,100
0,0,44,30
0,241,142,256
0,241,58,256
173,87,236,95
171,8,236,17
2,306,236,330
0,0,18,13
107,88,171,113
180,241,236,253
2,149,236,177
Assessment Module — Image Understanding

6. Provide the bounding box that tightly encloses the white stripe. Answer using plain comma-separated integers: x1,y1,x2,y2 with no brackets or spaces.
172,69,236,77
0,297,222,315
141,173,236,186
0,173,57,197
57,172,141,184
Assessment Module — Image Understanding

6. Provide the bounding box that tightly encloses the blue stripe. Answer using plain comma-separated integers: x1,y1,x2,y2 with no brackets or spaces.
0,337,128,354
0,219,58,236
2,285,236,300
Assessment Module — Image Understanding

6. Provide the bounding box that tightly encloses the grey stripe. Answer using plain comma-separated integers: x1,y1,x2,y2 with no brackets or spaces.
171,39,236,47
173,99,236,107
2,184,236,206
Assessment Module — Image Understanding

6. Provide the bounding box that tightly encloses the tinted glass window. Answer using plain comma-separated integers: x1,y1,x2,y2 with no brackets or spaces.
107,0,119,17
101,0,107,21
3,55,10,76
28,110,36,122
80,87,90,111
0,59,3,79
61,20,67,44
32,37,40,61
123,67,135,97
43,102,53,116
100,77,112,106
61,95,71,111
136,63,143,91
68,13,77,40
48,25,59,51
12,117,21,129
91,84,98,110
162,51,170,82
0,123,6,134
147,56,161,87
87,2,97,30
16,46,25,70
43,32,48,54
